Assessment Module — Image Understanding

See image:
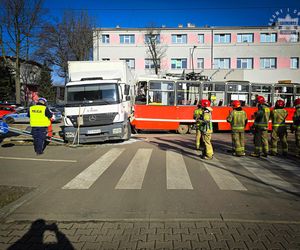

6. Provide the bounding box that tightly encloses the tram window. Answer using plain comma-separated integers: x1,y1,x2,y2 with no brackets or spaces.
250,93,271,107
227,84,249,92
203,83,213,91
227,93,248,106
274,86,293,94
148,81,175,105
251,85,271,93
215,84,225,91
176,82,200,105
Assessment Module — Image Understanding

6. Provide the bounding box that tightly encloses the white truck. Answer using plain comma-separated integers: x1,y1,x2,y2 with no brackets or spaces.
63,61,135,143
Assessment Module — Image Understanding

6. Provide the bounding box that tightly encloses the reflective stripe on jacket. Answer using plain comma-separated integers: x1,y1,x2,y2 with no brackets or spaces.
227,109,247,132
254,104,270,129
30,105,51,127
270,108,288,128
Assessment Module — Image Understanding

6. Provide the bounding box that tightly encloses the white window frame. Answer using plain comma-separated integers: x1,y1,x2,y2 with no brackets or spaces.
197,58,204,69
145,34,160,44
120,34,135,44
171,58,187,69
291,57,299,69
198,34,204,43
101,34,110,44
214,34,231,43
120,58,135,69
237,58,253,69
171,34,187,44
213,58,230,69
260,33,277,43
260,58,277,69
237,33,253,43
290,33,299,42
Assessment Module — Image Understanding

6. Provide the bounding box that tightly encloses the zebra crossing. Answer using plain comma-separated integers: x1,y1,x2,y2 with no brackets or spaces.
62,147,300,193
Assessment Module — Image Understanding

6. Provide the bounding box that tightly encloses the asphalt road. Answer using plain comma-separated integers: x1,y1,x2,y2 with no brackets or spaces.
0,132,300,224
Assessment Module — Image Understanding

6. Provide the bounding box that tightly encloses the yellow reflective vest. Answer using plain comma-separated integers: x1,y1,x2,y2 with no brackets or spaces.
29,105,51,127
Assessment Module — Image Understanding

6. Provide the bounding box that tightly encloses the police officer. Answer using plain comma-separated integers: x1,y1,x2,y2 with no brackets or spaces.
193,101,203,151
250,96,270,157
28,97,52,155
227,100,248,157
270,100,288,156
293,98,300,158
198,99,213,160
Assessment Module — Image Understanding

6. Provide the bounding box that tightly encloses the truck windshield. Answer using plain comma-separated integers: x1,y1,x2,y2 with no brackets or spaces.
66,83,119,105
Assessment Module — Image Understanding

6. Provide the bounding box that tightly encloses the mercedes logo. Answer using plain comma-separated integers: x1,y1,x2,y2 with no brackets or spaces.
88,115,97,121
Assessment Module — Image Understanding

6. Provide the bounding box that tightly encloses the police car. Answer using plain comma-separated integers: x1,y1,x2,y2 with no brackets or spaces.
2,107,62,124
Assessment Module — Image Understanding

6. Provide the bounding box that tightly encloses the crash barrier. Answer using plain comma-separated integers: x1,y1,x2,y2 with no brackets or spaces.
0,121,65,144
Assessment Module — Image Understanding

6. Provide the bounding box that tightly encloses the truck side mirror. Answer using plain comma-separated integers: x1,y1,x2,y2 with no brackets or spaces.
124,85,130,96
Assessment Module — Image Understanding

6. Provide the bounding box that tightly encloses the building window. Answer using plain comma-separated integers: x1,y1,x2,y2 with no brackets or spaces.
197,58,204,69
198,34,204,43
214,34,231,43
260,58,277,69
291,57,299,69
213,58,230,69
102,58,110,61
145,59,160,69
120,35,135,44
290,33,299,42
237,58,253,69
171,58,187,69
102,34,110,44
145,34,160,43
171,34,187,44
120,58,135,69
260,33,277,43
237,33,253,43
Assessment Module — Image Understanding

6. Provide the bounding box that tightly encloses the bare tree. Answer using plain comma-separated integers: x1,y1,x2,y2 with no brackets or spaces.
145,24,166,75
0,0,45,104
36,11,94,82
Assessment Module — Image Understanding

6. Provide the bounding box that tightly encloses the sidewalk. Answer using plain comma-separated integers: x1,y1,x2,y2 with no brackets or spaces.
1,219,300,249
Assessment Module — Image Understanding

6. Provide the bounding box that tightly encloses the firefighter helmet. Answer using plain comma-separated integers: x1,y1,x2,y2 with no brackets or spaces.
256,95,265,104
232,100,241,108
294,98,300,107
201,99,211,107
275,99,285,108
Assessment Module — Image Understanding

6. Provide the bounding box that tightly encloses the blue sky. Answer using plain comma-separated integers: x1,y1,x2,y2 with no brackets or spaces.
44,0,300,28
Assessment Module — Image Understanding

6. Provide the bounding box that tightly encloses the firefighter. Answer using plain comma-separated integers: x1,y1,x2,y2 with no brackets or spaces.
270,100,288,156
250,95,270,157
28,97,52,155
198,99,214,160
227,100,248,156
193,101,203,151
293,98,300,158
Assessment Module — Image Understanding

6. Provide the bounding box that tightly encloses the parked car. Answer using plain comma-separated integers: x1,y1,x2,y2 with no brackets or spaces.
0,105,16,119
2,107,62,124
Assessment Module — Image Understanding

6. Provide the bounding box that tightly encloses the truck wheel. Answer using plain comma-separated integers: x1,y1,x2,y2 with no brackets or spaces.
5,117,14,124
177,124,190,135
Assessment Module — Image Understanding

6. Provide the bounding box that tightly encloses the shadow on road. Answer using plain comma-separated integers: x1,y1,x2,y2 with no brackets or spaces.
7,219,74,250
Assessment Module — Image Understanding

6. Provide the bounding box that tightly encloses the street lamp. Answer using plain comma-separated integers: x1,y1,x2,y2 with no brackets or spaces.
191,45,197,75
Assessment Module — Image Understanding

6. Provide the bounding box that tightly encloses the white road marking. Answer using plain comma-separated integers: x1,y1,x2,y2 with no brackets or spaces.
203,158,247,191
239,159,298,193
166,150,193,190
0,156,77,163
62,148,124,189
115,148,152,189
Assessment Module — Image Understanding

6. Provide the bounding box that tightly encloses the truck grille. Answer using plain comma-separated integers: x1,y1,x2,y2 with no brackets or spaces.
68,113,118,127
